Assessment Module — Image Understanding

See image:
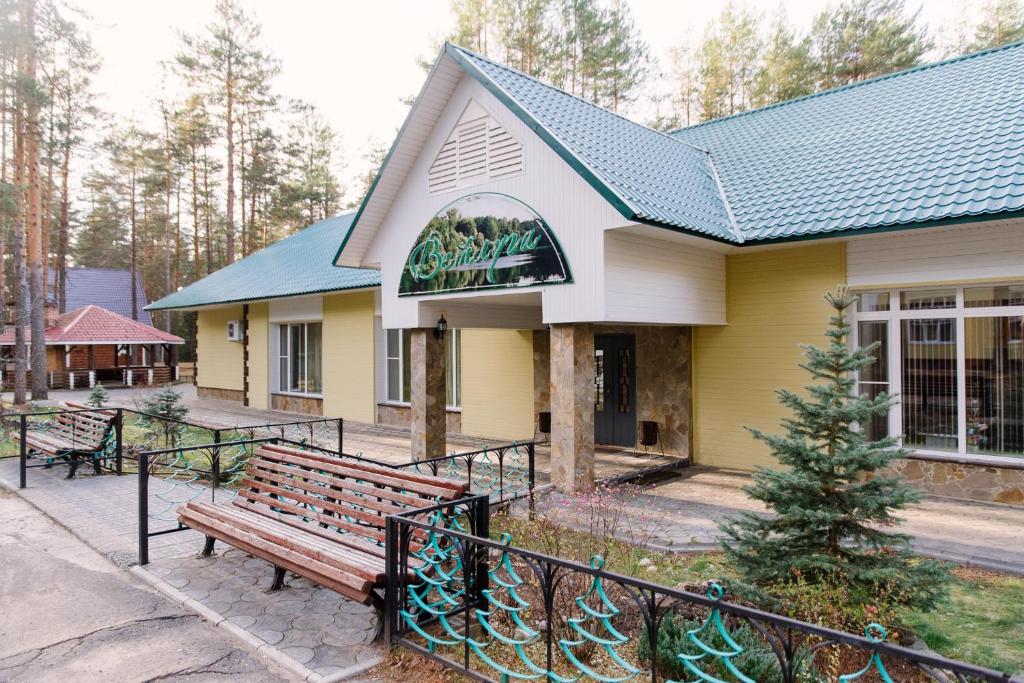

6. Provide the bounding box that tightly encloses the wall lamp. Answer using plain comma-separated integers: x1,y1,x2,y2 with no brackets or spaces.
434,314,448,340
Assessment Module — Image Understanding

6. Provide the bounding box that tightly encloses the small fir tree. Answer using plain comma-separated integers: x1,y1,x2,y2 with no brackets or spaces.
719,286,949,611
141,387,189,446
87,382,109,408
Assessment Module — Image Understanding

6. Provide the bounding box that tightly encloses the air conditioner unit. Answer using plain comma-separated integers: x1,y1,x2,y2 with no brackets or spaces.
226,320,244,342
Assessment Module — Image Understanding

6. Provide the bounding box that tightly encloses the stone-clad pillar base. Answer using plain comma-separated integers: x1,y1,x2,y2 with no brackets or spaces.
410,328,446,461
550,323,594,491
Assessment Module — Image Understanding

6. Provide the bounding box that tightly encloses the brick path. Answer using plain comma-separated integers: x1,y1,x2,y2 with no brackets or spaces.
539,466,1024,573
0,459,382,679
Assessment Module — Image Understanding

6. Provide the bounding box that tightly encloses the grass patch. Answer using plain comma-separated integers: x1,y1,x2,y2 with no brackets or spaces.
904,566,1024,673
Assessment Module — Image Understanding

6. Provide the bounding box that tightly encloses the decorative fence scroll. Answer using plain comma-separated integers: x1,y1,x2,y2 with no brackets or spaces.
385,502,1019,683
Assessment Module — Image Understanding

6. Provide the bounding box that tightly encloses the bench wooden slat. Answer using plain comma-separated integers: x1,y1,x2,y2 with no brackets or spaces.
183,502,386,582
179,508,374,605
247,454,429,508
235,487,387,544
177,443,470,607
262,442,470,497
247,459,416,518
258,443,468,500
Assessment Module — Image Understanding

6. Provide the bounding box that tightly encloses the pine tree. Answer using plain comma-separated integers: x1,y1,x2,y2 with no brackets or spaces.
970,0,1024,51
87,381,109,408
719,286,950,611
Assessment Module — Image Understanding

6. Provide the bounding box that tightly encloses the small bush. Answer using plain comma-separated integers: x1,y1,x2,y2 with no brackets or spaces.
638,610,786,682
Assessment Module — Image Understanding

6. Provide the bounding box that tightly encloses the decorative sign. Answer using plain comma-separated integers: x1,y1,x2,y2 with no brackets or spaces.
399,193,572,296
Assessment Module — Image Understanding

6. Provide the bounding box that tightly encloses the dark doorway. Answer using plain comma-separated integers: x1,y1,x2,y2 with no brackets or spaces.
594,334,637,447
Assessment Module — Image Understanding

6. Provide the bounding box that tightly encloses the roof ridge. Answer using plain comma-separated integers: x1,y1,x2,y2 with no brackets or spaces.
669,39,1024,134
445,43,712,155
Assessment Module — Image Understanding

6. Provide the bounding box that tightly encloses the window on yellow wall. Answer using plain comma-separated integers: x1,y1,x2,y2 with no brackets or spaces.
385,329,460,408
278,322,322,395
853,284,1024,459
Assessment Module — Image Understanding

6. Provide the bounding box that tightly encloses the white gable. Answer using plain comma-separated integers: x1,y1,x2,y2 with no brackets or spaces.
426,100,524,194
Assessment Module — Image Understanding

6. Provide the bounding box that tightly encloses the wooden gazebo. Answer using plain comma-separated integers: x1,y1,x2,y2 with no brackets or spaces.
0,305,184,390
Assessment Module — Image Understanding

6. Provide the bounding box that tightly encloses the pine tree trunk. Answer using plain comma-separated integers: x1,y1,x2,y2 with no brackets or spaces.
41,78,54,304
130,171,137,321
191,145,200,277
12,5,28,405
225,54,235,263
239,111,246,256
57,123,70,313
23,0,46,400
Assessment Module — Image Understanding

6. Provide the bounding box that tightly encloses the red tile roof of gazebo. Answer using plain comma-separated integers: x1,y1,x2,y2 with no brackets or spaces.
0,305,184,345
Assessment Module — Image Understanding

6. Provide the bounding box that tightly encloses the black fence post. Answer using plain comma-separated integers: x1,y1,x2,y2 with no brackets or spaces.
527,442,536,514
473,495,490,604
337,418,344,456
138,449,149,565
211,429,221,502
19,414,27,489
115,409,124,475
384,515,398,644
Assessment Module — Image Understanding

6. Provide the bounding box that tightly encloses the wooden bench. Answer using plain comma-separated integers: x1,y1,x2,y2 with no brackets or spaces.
16,402,118,479
177,443,470,620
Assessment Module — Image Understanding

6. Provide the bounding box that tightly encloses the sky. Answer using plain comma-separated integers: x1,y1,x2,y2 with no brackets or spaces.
84,0,973,205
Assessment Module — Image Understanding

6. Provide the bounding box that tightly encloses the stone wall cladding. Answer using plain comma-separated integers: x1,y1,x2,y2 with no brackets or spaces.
592,325,692,459
197,387,244,402
885,457,1024,505
376,403,462,434
410,329,447,461
550,323,595,490
270,393,324,415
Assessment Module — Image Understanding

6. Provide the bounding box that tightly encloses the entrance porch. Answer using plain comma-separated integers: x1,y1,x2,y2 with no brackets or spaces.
380,290,694,490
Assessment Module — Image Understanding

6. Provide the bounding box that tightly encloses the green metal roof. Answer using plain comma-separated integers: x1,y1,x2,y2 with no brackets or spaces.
670,40,1024,243
446,45,739,242
339,41,1024,259
147,214,380,310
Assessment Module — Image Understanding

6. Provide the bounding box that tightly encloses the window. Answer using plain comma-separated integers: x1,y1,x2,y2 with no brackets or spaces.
853,285,1024,458
277,322,322,395
385,329,461,408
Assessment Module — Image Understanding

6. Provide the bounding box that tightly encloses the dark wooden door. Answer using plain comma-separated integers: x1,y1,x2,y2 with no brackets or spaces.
594,334,637,447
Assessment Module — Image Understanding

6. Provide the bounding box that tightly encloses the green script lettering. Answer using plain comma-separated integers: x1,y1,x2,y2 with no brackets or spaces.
407,225,547,284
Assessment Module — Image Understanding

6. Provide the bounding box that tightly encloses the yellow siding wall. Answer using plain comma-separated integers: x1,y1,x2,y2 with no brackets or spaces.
247,303,269,409
693,243,846,470
196,306,244,391
461,330,535,441
321,291,376,423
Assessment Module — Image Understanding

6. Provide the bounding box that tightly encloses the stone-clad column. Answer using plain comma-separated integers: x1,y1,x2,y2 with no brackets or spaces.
410,328,446,461
549,323,594,490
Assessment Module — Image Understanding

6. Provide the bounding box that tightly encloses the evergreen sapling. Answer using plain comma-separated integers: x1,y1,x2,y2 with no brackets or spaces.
87,382,109,407
719,287,949,611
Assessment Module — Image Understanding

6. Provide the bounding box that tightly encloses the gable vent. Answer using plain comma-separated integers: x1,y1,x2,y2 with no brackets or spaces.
428,107,524,194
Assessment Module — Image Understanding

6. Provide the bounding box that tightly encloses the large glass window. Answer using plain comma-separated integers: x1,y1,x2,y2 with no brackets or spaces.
278,322,322,394
856,320,889,441
385,329,461,407
854,285,1024,458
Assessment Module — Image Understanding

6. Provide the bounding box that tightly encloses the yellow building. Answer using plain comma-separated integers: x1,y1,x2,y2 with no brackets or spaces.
150,42,1024,504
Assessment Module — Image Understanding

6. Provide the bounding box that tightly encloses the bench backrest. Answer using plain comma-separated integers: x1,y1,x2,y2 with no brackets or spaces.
234,443,470,547
47,402,117,449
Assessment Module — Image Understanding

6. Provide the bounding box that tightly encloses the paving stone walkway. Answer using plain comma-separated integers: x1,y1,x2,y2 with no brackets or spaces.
539,466,1024,573
0,459,384,680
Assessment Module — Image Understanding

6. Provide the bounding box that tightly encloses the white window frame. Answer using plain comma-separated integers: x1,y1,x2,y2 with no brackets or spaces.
384,329,461,409
276,321,323,397
852,283,1024,464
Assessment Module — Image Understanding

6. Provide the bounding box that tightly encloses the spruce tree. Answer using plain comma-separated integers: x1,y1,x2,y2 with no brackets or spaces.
719,286,949,611
87,382,109,408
